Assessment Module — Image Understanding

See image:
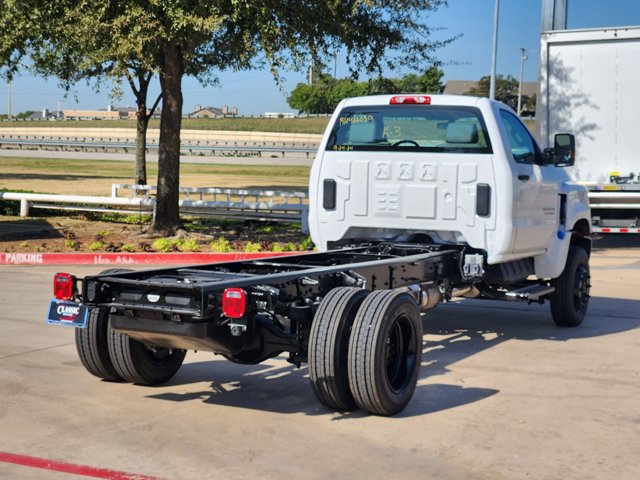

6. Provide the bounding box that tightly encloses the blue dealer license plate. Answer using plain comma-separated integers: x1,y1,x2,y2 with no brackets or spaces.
46,299,89,328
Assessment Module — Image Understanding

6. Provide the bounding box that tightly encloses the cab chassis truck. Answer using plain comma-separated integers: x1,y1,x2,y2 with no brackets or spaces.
49,95,592,416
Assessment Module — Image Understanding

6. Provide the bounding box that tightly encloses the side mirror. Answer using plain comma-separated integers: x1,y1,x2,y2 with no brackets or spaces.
552,133,575,167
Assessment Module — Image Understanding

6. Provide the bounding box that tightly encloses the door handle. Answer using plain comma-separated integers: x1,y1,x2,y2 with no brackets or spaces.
518,175,530,182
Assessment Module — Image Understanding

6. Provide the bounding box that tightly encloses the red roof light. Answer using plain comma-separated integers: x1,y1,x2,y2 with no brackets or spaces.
390,95,431,105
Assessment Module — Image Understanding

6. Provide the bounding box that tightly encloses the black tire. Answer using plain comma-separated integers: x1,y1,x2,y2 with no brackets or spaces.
107,330,187,385
74,268,132,382
550,245,591,327
348,290,422,416
75,307,123,381
309,287,369,411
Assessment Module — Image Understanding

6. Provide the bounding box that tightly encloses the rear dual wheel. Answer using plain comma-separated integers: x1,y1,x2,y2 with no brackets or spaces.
107,330,186,385
75,269,186,385
309,287,368,411
348,290,423,416
310,288,423,416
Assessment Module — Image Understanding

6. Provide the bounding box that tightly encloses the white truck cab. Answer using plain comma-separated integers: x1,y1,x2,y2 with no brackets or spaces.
309,94,591,281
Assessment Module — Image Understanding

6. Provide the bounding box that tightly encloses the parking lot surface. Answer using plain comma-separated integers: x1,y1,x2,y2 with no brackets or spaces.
1,239,638,479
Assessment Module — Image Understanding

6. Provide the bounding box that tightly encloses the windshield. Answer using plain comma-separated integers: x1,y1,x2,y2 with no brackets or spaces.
326,105,492,154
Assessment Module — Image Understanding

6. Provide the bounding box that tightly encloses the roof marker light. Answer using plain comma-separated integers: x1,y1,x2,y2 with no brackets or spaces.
222,288,247,319
390,95,431,105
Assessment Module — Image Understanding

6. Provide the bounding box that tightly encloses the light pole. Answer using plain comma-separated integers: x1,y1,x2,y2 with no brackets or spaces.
489,0,500,100
517,47,528,116
7,80,11,120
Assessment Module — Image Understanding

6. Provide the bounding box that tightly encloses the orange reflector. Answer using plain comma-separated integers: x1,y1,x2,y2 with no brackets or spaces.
390,95,431,105
222,288,246,318
54,273,74,300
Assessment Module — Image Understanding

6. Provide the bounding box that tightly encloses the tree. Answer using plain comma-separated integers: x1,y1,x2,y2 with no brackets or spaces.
288,67,445,114
397,67,444,94
2,0,453,234
465,75,520,106
0,1,161,185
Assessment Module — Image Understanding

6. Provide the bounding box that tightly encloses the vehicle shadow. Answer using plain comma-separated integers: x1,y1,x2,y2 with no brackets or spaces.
146,295,638,418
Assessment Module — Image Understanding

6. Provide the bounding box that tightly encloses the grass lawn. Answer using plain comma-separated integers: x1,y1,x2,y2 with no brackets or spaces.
0,156,311,196
0,117,331,134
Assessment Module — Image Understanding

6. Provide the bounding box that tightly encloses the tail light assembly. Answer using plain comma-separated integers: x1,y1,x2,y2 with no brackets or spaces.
53,273,75,300
222,288,246,318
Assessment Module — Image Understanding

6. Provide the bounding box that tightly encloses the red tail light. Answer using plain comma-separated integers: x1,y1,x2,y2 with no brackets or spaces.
54,273,75,300
222,288,246,318
390,95,431,105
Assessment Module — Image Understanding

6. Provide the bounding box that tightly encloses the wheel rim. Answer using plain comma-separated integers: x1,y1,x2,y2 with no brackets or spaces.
143,346,179,366
573,264,591,315
384,314,417,393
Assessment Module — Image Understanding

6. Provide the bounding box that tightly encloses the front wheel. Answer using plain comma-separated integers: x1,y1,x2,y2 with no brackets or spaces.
108,330,186,385
550,245,591,327
348,290,422,416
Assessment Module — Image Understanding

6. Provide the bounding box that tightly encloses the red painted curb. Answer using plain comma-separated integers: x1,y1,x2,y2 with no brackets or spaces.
0,251,301,265
0,451,168,480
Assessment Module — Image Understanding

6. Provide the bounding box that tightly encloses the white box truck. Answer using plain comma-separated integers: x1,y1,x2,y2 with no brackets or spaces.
538,26,640,233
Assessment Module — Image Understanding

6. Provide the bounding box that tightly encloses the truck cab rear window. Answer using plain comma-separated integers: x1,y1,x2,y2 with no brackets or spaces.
326,105,492,154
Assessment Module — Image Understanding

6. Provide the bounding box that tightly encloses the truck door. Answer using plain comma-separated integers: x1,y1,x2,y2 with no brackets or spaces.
499,110,558,254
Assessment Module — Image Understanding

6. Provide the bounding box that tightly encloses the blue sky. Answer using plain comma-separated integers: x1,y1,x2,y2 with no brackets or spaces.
4,0,640,116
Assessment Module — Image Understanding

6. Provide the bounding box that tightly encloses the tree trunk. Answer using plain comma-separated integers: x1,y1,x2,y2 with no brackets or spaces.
134,107,149,185
150,43,183,235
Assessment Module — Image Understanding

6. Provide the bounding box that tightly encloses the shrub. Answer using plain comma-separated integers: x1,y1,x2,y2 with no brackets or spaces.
65,239,77,250
152,238,173,253
210,236,233,252
89,241,104,251
120,243,135,252
300,236,315,251
244,241,262,253
178,238,199,252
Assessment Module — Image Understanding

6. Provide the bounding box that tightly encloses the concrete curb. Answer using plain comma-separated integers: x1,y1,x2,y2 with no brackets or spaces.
0,252,301,266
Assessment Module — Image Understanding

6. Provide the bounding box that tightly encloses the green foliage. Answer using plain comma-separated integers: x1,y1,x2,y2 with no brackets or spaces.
121,243,135,252
464,75,528,110
89,241,103,251
152,238,173,253
2,0,454,232
244,241,262,253
210,236,233,253
65,239,77,250
16,111,35,119
288,68,444,114
178,238,199,252
300,236,315,251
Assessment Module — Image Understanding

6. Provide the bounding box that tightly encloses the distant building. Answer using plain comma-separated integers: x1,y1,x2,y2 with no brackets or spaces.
59,105,161,120
25,109,63,121
188,104,238,118
63,105,124,120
